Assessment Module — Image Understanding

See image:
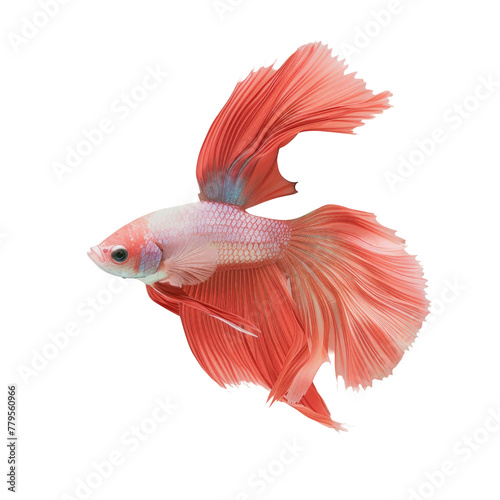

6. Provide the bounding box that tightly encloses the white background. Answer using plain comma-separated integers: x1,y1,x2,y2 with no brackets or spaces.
1,1,499,499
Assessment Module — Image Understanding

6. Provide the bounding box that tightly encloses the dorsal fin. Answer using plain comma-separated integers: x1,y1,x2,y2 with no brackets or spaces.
196,42,391,209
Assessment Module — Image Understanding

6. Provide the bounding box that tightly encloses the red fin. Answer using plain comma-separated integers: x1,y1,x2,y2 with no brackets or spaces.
278,205,429,390
179,265,342,428
147,284,180,315
196,42,391,209
147,281,260,337
160,240,218,287
295,385,346,431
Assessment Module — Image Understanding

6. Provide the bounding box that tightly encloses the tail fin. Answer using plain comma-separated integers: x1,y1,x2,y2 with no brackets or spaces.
277,205,429,392
176,264,344,429
196,42,391,209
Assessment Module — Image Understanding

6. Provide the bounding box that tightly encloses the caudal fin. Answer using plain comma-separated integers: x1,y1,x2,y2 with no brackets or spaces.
196,42,391,209
277,205,429,392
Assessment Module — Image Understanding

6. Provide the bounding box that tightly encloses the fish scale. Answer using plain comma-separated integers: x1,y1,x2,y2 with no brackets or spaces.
144,201,292,269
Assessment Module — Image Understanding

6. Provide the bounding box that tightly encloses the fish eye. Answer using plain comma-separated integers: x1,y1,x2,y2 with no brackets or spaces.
111,246,128,263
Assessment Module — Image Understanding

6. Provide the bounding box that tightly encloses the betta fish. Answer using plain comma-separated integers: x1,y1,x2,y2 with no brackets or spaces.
88,43,428,429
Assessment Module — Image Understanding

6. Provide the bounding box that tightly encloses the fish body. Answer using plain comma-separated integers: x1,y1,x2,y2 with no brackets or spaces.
89,43,429,428
89,201,292,285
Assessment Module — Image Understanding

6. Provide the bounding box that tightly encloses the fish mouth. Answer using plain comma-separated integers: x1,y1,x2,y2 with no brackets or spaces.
88,246,105,264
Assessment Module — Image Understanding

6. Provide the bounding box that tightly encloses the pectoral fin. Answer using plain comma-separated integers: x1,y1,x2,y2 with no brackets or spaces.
160,240,218,287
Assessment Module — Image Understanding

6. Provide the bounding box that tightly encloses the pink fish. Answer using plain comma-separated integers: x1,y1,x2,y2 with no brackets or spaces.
88,43,428,429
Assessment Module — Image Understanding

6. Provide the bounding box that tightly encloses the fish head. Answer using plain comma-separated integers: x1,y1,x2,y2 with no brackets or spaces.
88,218,162,279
